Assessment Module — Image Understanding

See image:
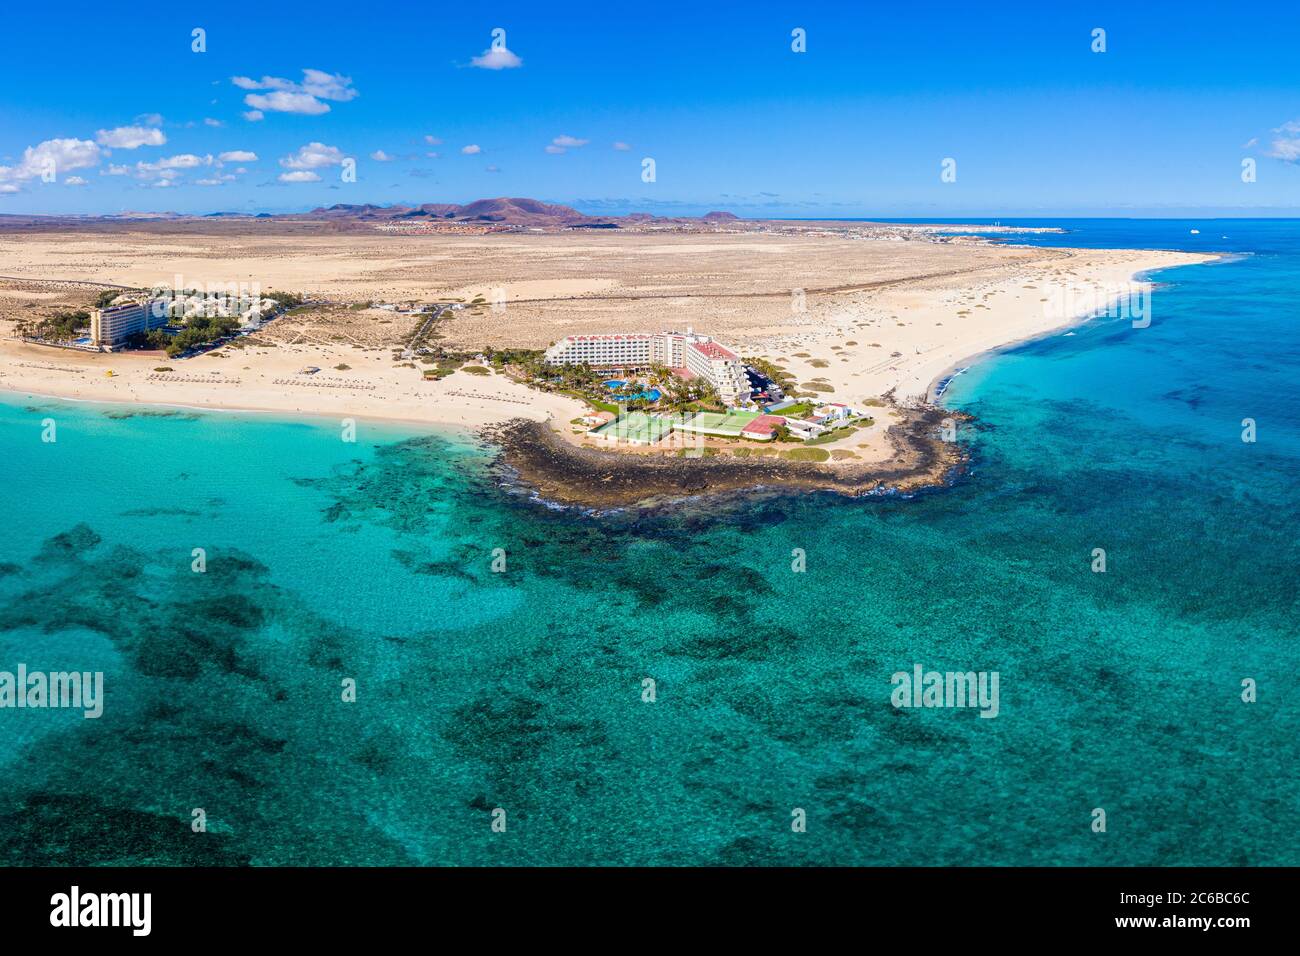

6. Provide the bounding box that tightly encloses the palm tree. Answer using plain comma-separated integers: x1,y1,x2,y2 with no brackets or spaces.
691,380,720,409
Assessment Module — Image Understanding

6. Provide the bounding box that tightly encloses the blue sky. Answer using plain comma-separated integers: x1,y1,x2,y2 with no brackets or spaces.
2,1,1299,217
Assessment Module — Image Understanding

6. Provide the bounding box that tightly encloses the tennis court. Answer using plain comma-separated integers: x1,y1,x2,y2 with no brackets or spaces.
676,410,762,437
591,412,676,445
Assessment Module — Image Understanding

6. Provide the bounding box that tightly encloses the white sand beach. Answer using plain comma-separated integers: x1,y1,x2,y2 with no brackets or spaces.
0,339,585,432
0,227,1212,442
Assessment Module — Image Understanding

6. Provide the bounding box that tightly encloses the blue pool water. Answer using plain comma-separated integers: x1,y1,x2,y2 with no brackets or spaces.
603,380,661,402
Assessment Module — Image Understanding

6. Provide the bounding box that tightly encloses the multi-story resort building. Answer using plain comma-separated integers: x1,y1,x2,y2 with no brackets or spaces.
544,329,751,405
90,300,168,350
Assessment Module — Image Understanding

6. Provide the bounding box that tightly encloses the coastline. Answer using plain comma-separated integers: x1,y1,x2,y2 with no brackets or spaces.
0,241,1216,509
487,404,971,511
0,386,463,437
924,254,1226,404
0,337,588,434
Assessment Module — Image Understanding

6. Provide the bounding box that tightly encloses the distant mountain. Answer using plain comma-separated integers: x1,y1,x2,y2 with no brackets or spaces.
0,200,744,231
302,197,613,228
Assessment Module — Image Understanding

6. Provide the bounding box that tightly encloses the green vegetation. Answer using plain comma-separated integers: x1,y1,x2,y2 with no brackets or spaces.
658,375,721,412
802,382,836,393
485,346,545,371
424,357,466,379
152,315,240,357
744,354,800,396
804,427,853,446
460,365,490,375
334,363,351,371
265,290,305,309
776,401,815,418
782,447,831,463
562,390,618,414
92,290,121,309
34,310,90,341
153,366,173,372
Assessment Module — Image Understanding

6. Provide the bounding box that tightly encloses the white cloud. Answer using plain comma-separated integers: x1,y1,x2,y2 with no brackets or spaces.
280,142,346,169
471,47,522,70
139,154,211,171
1265,120,1300,161
96,126,166,149
115,153,216,186
485,164,501,173
204,117,225,128
546,135,589,155
65,176,88,186
612,141,631,151
218,150,258,163
232,69,358,115
424,135,443,145
243,110,265,122
135,113,164,127
1267,140,1300,161
0,184,19,193
196,173,237,186
245,91,331,115
370,149,394,161
461,144,482,155
278,170,321,183
0,138,102,183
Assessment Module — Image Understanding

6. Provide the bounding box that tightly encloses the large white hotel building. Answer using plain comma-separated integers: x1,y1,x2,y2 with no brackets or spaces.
543,329,751,405
90,300,168,350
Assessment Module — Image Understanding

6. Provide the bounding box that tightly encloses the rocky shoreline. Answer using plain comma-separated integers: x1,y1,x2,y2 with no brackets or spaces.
483,404,970,511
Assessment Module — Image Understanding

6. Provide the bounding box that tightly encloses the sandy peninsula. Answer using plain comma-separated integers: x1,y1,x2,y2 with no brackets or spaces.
0,220,1213,503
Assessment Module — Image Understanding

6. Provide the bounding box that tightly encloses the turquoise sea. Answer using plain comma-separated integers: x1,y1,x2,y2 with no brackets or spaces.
1,219,1296,865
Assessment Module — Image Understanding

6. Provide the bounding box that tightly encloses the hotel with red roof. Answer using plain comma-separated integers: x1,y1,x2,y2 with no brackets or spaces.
543,329,751,405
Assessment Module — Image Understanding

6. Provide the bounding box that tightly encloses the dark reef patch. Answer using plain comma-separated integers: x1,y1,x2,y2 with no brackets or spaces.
0,795,250,866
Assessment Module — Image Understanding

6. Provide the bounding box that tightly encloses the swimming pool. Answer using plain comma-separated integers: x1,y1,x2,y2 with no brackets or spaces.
602,381,661,402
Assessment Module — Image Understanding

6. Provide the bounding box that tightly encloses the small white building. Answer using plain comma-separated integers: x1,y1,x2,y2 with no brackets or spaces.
783,418,827,440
